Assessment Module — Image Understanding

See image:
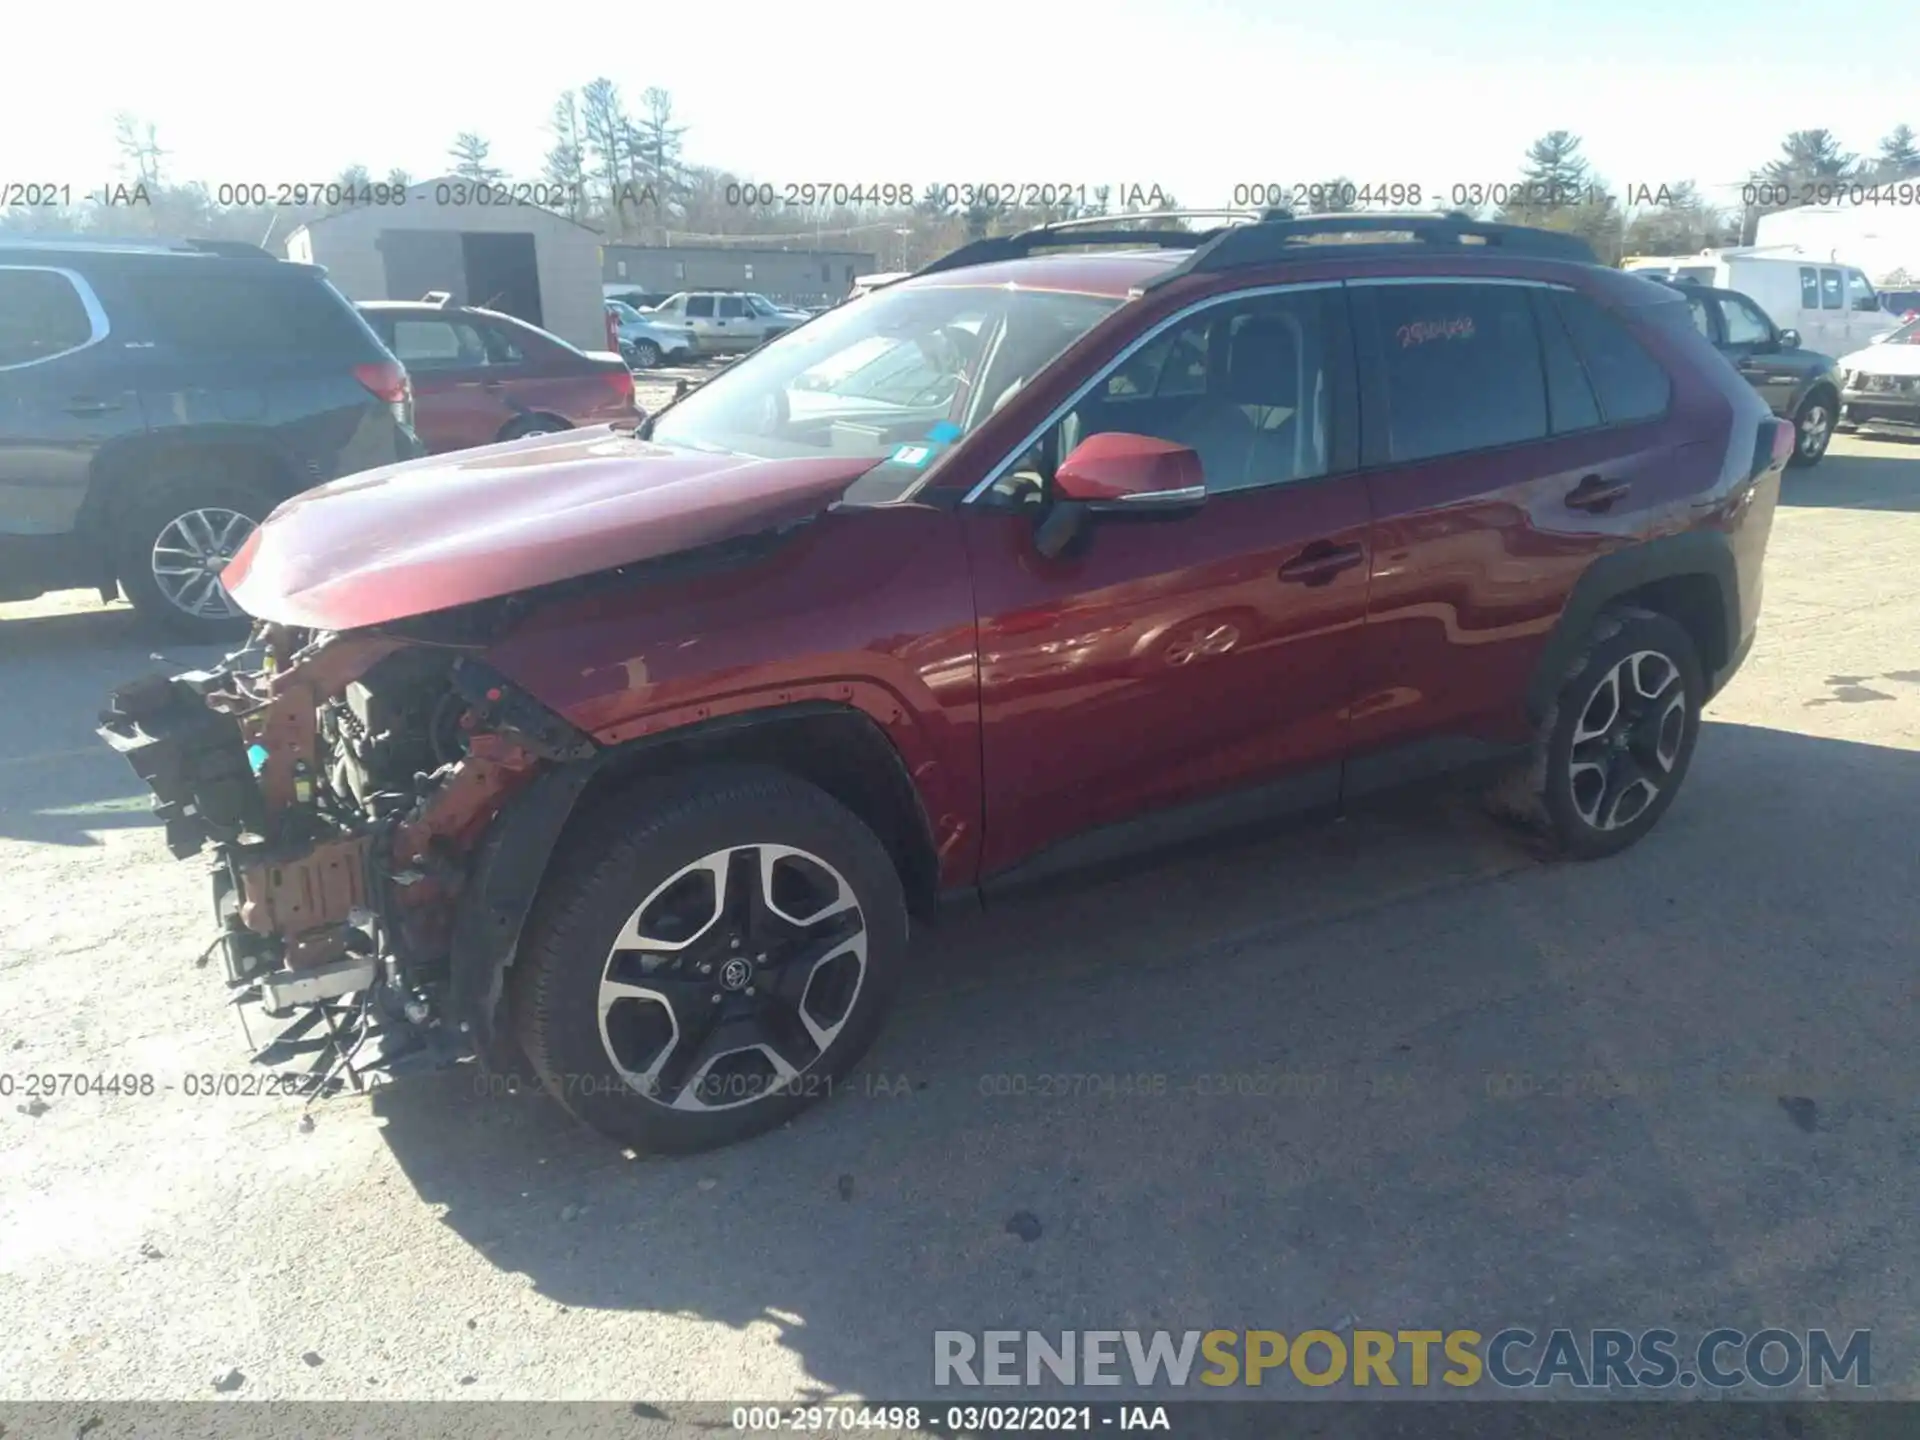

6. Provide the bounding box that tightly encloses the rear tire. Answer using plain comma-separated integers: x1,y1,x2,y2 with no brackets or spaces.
1485,608,1704,860
114,466,277,641
499,416,570,442
509,766,909,1153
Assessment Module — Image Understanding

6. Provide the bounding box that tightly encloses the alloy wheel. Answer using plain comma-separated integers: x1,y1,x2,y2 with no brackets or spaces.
1567,650,1688,830
597,844,867,1111
150,507,256,620
1798,403,1831,458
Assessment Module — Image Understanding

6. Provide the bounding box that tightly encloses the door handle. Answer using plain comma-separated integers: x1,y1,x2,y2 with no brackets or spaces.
64,398,122,415
1565,475,1630,513
1277,541,1365,585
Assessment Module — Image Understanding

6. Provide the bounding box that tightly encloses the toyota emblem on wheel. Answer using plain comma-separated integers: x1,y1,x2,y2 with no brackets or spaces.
719,957,753,991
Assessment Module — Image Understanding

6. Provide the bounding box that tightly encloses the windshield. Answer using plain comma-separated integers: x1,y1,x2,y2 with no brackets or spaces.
649,281,1123,485
1884,318,1920,344
746,295,782,316
607,301,641,322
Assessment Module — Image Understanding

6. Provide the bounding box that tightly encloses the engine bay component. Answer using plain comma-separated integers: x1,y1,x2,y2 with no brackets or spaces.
100,625,599,1092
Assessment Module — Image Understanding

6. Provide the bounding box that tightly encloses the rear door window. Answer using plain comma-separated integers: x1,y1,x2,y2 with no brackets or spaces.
1364,282,1548,463
1551,291,1671,424
685,295,715,318
1820,269,1844,310
0,267,100,368
387,318,488,369
1800,267,1821,309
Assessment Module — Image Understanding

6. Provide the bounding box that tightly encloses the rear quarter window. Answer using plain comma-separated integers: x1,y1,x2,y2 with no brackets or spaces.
1552,290,1672,424
126,268,379,358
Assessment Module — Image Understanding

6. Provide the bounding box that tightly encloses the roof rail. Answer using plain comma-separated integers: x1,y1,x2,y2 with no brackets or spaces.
178,238,277,260
912,211,1253,278
911,208,1600,287
1139,211,1598,291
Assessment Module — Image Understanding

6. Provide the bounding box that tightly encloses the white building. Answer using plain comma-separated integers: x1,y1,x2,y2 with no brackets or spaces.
1752,203,1920,283
283,178,607,351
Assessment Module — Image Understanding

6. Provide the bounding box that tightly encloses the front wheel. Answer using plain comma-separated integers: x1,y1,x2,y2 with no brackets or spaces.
1789,393,1834,468
630,339,663,368
510,766,909,1153
1486,608,1704,860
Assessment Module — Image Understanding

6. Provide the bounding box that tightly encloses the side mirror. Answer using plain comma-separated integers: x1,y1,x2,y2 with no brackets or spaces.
1053,432,1206,510
1778,328,1801,350
1035,432,1205,559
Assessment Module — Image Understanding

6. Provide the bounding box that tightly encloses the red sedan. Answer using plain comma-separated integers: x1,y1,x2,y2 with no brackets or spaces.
359,299,639,453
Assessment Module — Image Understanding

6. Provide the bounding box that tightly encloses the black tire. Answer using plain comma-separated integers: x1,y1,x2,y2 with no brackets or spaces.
1485,608,1704,861
1788,390,1835,468
509,765,909,1153
499,415,570,442
630,339,663,368
114,465,277,640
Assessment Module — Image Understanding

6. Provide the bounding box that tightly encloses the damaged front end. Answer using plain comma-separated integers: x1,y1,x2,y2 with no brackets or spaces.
98,624,596,1088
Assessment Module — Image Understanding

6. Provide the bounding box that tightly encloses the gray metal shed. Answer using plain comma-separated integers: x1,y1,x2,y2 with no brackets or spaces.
284,178,608,351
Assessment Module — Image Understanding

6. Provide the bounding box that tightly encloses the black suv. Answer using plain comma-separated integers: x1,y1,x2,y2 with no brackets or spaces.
0,236,422,635
1653,278,1842,467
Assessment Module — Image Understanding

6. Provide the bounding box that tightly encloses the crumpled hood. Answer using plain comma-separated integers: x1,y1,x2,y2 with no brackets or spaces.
1838,342,1920,377
222,427,877,631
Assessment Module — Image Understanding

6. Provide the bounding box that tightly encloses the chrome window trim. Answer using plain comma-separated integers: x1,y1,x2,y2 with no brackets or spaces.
960,275,1572,505
0,265,112,372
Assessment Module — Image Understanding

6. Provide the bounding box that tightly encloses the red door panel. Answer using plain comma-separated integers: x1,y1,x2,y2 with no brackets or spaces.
964,477,1371,876
1351,426,1658,755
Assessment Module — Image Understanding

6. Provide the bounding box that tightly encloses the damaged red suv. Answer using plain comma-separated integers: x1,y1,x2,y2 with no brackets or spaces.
100,212,1790,1153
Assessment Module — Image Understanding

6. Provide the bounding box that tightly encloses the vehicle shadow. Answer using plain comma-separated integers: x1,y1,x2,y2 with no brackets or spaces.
0,601,227,845
1783,450,1920,511
370,722,1920,1401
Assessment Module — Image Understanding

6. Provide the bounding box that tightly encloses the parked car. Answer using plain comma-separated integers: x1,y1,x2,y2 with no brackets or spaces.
606,300,697,368
643,290,811,353
0,234,422,636
1835,315,1920,439
358,297,639,455
101,212,1790,1155
604,287,673,312
1622,250,1900,356
1651,279,1841,466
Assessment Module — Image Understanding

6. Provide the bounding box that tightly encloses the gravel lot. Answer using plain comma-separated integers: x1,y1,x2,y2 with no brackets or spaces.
2,437,1917,1406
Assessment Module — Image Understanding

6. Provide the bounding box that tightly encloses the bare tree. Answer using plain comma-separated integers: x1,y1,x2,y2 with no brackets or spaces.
543,90,590,221
448,133,503,182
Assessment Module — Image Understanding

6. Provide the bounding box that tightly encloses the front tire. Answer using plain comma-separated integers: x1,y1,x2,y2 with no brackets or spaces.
115,468,275,640
510,766,909,1153
1487,608,1704,860
1789,392,1834,468
630,339,663,368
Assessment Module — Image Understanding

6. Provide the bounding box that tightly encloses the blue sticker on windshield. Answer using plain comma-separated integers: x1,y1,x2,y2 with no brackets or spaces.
890,443,937,468
926,421,962,443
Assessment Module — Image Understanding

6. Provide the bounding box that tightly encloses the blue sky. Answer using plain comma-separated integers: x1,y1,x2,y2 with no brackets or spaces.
8,0,1919,216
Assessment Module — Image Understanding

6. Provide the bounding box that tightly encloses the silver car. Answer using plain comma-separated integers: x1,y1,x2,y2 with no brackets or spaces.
644,291,811,354
606,300,697,367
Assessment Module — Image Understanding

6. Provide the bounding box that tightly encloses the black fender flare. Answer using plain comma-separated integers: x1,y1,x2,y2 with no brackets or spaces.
1524,529,1740,725
445,699,940,1066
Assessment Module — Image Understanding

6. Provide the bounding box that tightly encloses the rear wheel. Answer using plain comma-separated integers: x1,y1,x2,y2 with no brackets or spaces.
510,766,909,1153
115,467,276,640
500,415,569,442
1790,392,1834,467
1486,608,1704,860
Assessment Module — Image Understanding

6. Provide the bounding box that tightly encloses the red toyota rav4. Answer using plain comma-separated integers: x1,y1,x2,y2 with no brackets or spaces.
101,212,1791,1153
